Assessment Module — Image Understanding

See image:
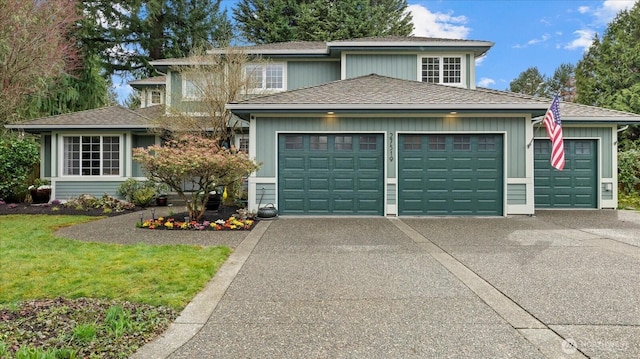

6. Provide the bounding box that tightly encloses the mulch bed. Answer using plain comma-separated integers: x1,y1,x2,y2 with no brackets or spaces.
0,202,139,217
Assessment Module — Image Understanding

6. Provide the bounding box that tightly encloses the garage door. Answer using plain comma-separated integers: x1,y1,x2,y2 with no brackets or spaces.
278,134,384,215
534,139,597,208
398,134,504,216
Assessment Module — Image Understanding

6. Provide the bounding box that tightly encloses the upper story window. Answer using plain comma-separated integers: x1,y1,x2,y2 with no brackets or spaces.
150,90,162,105
62,135,121,176
182,73,206,100
420,56,463,86
245,63,285,91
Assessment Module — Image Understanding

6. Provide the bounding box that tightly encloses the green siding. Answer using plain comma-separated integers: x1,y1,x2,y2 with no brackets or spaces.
170,71,182,105
345,54,417,80
254,116,527,179
43,135,52,177
287,61,340,90
55,181,123,199
255,183,276,205
132,135,156,177
507,184,526,205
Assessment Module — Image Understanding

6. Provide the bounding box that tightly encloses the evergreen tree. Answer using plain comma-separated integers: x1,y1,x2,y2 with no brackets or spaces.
233,0,413,44
575,2,640,113
548,63,576,102
508,67,548,97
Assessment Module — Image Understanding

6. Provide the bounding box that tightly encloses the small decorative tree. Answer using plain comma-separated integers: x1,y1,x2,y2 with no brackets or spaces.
133,134,260,221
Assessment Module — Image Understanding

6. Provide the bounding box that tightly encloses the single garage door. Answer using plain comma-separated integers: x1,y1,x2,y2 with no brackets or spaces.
278,134,384,215
398,134,504,216
534,139,597,208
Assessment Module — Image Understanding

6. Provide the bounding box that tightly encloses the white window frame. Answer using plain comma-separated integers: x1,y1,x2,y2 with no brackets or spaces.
60,135,123,177
234,134,249,152
418,55,464,87
245,63,286,92
150,90,162,105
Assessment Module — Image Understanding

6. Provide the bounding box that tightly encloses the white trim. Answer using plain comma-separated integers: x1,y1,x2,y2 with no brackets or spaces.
417,54,467,88
341,52,347,80
166,70,172,115
57,133,125,178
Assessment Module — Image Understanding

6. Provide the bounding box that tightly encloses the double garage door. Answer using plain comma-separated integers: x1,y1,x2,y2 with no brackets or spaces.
278,133,505,216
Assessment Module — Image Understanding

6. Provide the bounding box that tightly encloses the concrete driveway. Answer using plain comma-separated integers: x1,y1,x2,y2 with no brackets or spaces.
134,210,640,359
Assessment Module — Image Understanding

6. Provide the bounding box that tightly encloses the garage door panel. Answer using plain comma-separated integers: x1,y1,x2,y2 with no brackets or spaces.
279,134,384,215
399,134,503,216
534,139,597,208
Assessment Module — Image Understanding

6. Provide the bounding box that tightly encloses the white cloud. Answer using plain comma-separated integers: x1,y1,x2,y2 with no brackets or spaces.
407,4,470,39
513,34,551,49
578,6,591,14
590,0,637,23
565,29,596,51
477,77,495,87
475,56,486,66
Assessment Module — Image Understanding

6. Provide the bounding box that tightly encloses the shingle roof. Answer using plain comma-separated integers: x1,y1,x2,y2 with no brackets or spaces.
228,74,640,123
4,106,159,130
230,74,550,109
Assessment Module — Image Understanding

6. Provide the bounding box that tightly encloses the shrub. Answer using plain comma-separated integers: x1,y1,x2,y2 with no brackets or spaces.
618,149,640,194
0,135,39,202
132,187,155,207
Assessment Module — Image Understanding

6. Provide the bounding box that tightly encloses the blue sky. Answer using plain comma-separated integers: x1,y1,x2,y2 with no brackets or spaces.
114,0,638,102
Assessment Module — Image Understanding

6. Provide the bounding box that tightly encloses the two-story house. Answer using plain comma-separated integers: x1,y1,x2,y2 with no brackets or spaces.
7,36,640,216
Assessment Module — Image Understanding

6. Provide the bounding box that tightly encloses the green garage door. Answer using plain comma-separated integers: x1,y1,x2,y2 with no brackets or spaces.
278,134,384,215
534,139,597,208
398,134,504,216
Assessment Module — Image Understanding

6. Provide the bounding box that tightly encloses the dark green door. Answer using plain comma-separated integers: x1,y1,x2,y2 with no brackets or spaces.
398,134,504,216
278,134,384,215
534,139,597,208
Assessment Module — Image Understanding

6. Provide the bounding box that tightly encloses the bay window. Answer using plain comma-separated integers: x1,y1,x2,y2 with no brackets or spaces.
63,136,121,176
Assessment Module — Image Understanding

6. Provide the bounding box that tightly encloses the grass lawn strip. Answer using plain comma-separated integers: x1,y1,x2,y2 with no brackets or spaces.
0,214,231,358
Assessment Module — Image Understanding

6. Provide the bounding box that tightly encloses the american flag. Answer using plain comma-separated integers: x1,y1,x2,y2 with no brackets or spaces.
543,95,565,170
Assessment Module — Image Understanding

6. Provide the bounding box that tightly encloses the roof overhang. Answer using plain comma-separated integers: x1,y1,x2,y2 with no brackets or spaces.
4,124,157,132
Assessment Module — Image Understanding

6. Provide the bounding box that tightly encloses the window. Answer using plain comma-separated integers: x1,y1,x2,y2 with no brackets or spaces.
310,136,328,150
403,136,422,150
453,135,471,151
421,56,463,85
335,136,353,150
246,63,285,90
575,141,591,155
238,138,249,152
285,135,303,150
534,141,549,155
478,136,496,151
63,136,120,176
150,90,162,104
359,136,378,150
428,135,446,151
182,74,205,99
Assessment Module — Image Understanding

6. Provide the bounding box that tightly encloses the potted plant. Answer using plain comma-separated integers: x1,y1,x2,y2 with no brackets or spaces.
28,179,51,204
155,183,170,206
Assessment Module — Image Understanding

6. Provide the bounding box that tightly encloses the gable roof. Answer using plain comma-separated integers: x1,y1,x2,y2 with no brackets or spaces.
4,106,160,131
228,74,551,117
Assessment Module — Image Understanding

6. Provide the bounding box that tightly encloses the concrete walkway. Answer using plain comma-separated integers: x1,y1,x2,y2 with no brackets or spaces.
132,211,640,358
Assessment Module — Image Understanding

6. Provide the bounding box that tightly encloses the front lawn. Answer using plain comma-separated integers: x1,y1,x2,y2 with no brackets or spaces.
0,214,231,358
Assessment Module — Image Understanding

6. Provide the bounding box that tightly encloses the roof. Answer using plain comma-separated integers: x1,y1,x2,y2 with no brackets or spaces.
128,76,166,88
4,106,160,131
228,74,551,114
558,102,640,122
151,36,494,66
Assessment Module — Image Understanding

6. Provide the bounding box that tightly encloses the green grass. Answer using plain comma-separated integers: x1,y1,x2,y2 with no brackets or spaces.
619,192,640,210
0,215,231,309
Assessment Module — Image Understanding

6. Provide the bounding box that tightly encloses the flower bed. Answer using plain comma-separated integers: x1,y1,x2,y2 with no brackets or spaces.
137,215,255,231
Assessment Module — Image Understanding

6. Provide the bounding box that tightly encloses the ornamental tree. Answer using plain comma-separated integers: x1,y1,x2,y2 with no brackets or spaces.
133,134,260,221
